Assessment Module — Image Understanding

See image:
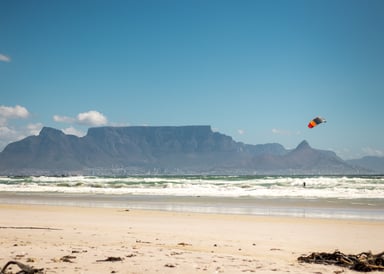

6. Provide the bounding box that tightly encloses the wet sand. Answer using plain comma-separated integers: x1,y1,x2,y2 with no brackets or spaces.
1,192,383,220
0,203,383,273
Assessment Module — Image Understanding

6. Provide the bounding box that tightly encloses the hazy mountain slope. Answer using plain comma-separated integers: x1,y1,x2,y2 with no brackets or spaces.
0,126,366,175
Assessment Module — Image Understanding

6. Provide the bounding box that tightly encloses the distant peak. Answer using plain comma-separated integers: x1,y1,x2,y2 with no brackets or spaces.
39,127,64,136
296,140,311,150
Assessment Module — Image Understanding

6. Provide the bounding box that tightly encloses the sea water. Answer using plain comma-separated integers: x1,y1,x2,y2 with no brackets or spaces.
0,175,383,220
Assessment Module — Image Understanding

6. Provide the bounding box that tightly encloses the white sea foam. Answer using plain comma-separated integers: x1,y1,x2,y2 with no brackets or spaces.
0,175,384,200
1,175,384,220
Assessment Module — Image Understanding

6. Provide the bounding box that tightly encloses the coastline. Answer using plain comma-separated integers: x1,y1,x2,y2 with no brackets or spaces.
1,203,383,273
1,191,383,221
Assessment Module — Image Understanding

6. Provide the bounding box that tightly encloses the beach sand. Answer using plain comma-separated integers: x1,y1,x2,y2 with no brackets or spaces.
0,204,383,273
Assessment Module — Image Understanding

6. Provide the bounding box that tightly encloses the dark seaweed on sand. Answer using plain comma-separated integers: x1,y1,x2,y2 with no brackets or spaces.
298,250,384,272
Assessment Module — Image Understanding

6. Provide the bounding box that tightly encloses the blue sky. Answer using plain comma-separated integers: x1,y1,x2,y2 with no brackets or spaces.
1,0,383,159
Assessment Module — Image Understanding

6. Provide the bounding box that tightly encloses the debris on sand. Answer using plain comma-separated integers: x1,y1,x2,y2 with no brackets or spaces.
177,242,191,247
1,260,43,274
298,250,384,272
96,257,123,262
60,255,77,263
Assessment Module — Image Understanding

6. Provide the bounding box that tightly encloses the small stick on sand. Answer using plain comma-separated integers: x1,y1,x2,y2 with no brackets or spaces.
0,226,61,230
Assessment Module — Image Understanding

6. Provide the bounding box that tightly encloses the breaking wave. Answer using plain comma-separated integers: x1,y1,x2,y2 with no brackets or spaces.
0,175,384,200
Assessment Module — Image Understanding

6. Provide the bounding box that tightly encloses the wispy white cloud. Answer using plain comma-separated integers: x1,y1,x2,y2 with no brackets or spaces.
54,110,108,126
237,129,245,135
0,117,7,127
0,54,11,62
77,110,107,126
0,126,15,138
0,123,42,151
53,115,75,123
0,105,29,119
0,126,19,150
0,105,31,148
0,105,31,150
62,126,85,137
361,147,384,157
27,123,43,136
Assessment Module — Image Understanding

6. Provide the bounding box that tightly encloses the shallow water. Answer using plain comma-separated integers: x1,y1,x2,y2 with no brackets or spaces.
1,175,383,220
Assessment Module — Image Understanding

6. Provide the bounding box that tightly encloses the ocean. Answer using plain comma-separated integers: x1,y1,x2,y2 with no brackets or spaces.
1,175,383,220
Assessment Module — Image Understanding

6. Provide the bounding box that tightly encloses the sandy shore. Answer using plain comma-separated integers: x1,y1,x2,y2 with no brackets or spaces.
0,204,383,273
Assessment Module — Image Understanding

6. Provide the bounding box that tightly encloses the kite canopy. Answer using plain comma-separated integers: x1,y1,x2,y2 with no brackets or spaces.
308,116,326,128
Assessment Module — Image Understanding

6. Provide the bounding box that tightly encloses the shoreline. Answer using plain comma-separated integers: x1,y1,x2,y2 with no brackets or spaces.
1,203,383,273
1,191,384,221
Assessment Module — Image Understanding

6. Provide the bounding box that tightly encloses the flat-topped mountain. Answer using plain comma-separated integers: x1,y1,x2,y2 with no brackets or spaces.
0,126,366,175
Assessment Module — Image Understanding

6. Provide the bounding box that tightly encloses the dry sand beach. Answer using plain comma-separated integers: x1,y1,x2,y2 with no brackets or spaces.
0,204,383,273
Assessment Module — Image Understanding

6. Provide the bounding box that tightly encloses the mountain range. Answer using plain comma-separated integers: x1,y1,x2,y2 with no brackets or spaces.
0,125,380,175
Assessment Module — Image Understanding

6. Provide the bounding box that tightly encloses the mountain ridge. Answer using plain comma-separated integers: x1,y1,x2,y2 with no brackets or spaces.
347,156,384,174
0,125,371,175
